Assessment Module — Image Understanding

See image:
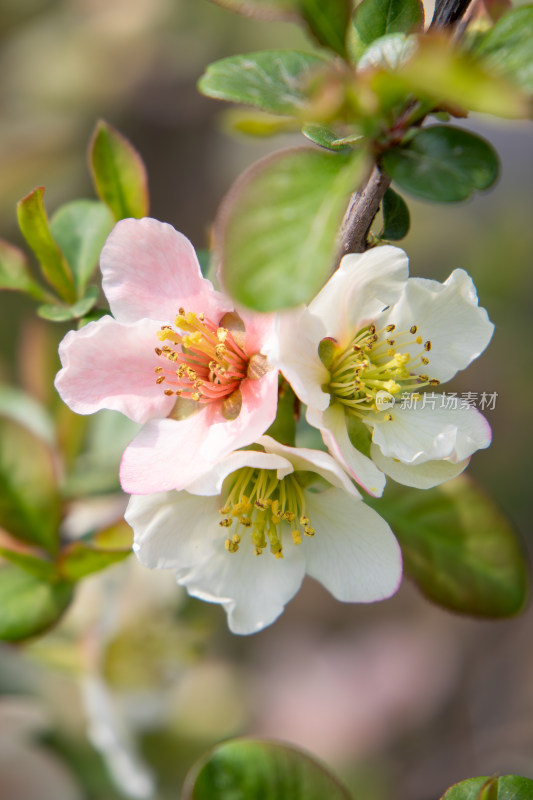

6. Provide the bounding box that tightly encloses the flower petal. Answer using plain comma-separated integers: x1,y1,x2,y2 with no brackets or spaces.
127,490,221,570
369,403,492,463
258,435,360,499
307,404,387,497
181,532,306,635
101,218,231,324
308,246,409,345
185,450,292,496
120,370,279,494
380,269,494,383
55,316,175,423
370,445,470,488
303,489,402,602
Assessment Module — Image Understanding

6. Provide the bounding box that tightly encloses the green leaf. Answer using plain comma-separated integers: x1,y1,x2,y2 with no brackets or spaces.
441,775,533,800
216,147,367,311
0,420,61,555
382,125,499,202
89,120,149,221
301,123,353,151
371,476,528,618
0,240,50,300
198,51,328,116
474,6,533,92
299,0,352,56
50,200,114,293
37,285,99,322
183,738,352,800
0,564,74,641
58,540,131,581
349,0,424,62
265,379,297,446
381,187,410,240
17,187,76,304
0,547,58,581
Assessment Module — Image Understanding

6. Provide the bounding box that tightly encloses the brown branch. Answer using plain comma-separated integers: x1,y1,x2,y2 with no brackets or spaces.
336,0,476,261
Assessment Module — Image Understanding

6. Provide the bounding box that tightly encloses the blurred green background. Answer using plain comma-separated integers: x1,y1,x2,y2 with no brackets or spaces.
0,1,532,799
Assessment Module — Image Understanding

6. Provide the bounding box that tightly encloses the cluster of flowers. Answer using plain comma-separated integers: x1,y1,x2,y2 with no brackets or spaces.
55,219,493,634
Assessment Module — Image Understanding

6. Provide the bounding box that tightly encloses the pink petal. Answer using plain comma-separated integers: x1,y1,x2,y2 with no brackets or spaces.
238,307,276,354
120,369,279,494
101,218,232,324
55,316,175,423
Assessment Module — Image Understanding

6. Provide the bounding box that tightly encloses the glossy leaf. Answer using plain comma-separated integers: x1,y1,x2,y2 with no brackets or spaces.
299,0,352,56
50,200,113,293
371,476,528,618
216,147,367,310
301,123,353,151
474,6,533,92
89,120,149,221
441,774,533,800
0,240,49,300
183,738,352,800
381,187,410,240
37,285,99,322
382,125,499,202
198,51,328,116
17,187,76,303
349,0,424,62
0,564,74,642
0,420,60,555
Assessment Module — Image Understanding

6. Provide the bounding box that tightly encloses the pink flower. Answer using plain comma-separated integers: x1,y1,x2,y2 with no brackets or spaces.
55,218,279,493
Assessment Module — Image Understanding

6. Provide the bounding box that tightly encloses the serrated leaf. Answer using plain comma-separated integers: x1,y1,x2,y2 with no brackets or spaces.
17,188,76,304
89,120,149,221
382,125,499,202
0,420,60,555
50,200,114,293
349,0,424,63
0,564,74,642
299,0,352,56
441,774,533,800
199,51,328,116
37,285,99,322
473,6,533,92
381,187,410,240
370,476,528,618
216,147,367,311
182,738,352,800
0,240,49,300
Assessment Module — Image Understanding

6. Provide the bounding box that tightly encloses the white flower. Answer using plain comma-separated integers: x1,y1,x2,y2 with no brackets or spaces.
126,436,402,635
270,246,494,496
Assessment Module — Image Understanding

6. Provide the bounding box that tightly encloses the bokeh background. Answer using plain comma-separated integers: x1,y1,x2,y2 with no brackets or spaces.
0,1,532,799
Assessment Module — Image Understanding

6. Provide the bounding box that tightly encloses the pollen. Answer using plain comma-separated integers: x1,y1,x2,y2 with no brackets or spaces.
219,467,316,560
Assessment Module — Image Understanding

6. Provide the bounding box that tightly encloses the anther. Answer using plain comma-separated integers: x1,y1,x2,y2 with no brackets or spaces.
429,379,440,386
155,375,165,384
424,341,432,351
155,347,162,356
386,324,396,332
421,357,429,365
410,325,418,334
164,389,174,396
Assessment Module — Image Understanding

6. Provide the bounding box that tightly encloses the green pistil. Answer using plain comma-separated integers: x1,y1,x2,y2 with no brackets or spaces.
219,468,315,558
322,324,437,418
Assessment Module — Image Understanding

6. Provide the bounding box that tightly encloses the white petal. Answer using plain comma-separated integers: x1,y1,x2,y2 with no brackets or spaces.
370,445,470,488
308,246,409,345
308,404,387,497
380,269,494,383
270,306,330,412
369,403,492,463
180,533,306,635
258,435,360,499
303,489,402,602
127,491,221,570
185,450,293,496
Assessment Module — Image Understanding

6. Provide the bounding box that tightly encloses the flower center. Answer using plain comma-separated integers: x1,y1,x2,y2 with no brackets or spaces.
323,323,440,419
154,310,266,419
218,468,315,559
